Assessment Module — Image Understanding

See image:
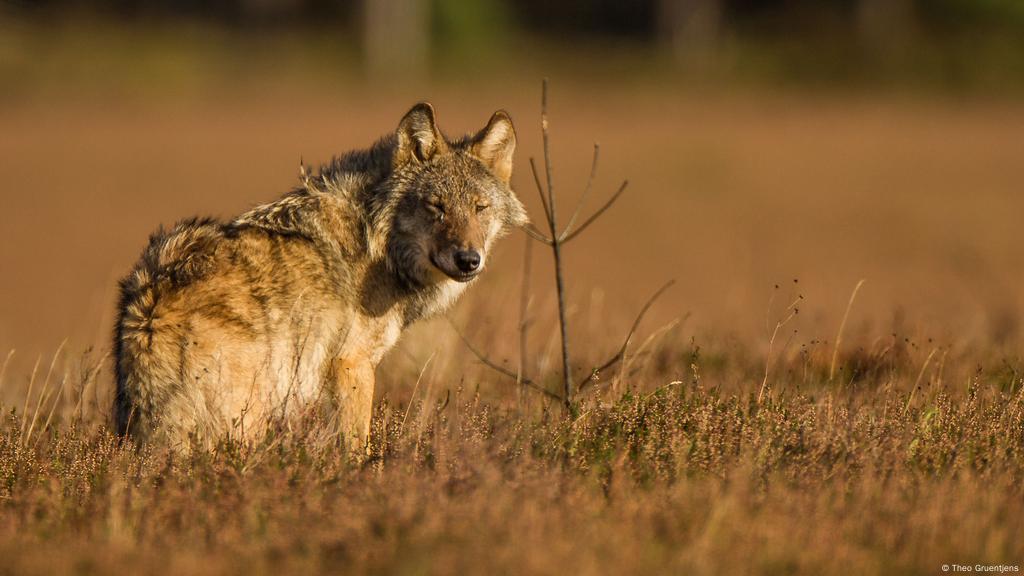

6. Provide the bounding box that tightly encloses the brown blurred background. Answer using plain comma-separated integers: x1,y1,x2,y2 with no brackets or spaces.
0,0,1022,396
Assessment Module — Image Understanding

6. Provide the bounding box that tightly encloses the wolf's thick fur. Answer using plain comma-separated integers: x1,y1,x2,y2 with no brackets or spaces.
114,103,526,450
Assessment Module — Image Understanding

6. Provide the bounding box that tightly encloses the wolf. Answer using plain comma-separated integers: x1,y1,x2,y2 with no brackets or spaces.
113,103,527,451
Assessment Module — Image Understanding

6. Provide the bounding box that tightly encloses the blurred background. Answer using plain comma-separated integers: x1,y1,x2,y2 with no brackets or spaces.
0,0,1022,399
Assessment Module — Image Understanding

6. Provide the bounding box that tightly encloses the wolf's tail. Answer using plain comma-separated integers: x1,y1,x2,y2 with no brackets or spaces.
112,218,222,438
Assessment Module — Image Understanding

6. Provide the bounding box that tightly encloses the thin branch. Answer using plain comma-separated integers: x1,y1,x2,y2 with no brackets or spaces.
560,143,600,240
529,157,553,226
522,222,553,245
578,280,676,391
615,317,682,386
758,295,802,404
537,78,574,409
517,236,534,397
541,80,556,224
447,318,563,403
560,180,628,244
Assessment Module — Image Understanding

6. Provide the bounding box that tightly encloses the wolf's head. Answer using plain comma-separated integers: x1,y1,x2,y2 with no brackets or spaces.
380,102,528,286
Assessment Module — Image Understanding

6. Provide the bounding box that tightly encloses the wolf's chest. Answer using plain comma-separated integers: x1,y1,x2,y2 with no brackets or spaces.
337,312,404,366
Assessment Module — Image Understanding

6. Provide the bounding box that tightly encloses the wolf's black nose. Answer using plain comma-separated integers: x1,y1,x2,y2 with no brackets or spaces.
454,249,481,273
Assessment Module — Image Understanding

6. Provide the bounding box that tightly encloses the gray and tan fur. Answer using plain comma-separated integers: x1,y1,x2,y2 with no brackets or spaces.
114,103,526,450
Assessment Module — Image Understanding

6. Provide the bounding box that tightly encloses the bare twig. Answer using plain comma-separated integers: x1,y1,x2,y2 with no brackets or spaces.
529,158,553,226
561,180,628,244
618,317,682,382
758,295,801,404
516,236,534,399
541,80,555,214
765,287,778,334
561,143,600,238
524,155,557,242
830,279,866,382
522,222,553,245
578,280,676,391
451,79,667,411
535,78,574,409
447,318,563,403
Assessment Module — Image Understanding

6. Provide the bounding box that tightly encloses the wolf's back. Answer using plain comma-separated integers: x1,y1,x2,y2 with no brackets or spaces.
113,218,223,437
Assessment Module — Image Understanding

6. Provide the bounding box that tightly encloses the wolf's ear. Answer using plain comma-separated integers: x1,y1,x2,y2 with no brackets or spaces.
472,110,516,183
396,102,446,165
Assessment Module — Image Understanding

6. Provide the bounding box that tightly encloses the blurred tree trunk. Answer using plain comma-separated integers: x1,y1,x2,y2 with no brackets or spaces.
238,0,303,19
362,0,430,79
657,0,722,66
857,0,915,53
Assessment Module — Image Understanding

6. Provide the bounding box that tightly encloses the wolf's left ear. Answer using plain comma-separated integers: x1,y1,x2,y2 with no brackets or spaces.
396,102,447,165
472,110,516,183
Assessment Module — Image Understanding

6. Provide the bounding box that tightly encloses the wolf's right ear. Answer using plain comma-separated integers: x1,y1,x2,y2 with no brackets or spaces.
395,102,446,165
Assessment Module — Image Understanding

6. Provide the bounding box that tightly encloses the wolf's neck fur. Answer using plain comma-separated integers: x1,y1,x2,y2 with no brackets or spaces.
231,135,467,326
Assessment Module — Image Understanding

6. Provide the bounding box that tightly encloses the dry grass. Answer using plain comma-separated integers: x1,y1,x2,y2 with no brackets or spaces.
0,332,1022,575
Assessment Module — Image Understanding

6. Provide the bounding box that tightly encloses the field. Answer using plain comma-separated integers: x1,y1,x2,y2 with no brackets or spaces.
2,48,1024,573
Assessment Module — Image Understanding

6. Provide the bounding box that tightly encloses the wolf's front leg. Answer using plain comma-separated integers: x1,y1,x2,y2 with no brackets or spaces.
332,358,376,455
